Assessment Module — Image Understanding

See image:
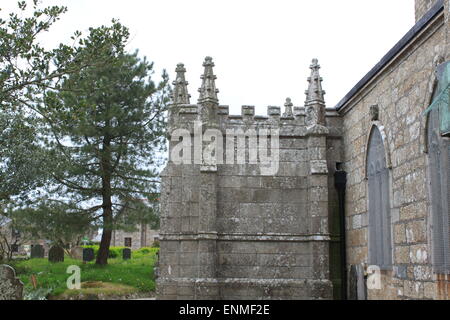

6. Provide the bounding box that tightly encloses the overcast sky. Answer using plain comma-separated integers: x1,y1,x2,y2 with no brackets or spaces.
2,0,415,114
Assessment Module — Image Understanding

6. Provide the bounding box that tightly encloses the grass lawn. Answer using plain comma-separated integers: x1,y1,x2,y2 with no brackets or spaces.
9,247,159,299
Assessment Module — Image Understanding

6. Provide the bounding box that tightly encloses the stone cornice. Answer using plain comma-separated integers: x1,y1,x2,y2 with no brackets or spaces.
160,232,331,242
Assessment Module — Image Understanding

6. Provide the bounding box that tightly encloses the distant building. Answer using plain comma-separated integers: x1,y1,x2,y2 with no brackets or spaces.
111,223,159,250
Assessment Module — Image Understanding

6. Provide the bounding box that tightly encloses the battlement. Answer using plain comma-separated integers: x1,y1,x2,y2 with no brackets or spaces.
169,57,341,137
175,103,339,118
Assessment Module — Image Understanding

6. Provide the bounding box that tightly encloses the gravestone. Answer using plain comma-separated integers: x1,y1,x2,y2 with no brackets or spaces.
70,246,83,260
348,264,367,300
122,248,131,260
0,265,24,300
48,246,64,263
30,244,44,259
83,248,95,262
348,265,358,300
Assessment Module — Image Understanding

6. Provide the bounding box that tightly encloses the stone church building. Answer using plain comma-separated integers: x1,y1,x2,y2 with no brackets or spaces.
157,0,450,299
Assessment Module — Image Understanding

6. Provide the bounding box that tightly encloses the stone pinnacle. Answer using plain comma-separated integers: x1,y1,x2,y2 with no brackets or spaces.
172,63,191,104
198,56,219,104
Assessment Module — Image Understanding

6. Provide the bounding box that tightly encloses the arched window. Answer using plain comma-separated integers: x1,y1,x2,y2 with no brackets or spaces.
427,100,450,273
367,126,392,268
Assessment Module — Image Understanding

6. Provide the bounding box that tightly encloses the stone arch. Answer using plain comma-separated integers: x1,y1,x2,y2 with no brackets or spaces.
425,74,450,273
363,123,392,180
420,55,445,154
366,124,393,268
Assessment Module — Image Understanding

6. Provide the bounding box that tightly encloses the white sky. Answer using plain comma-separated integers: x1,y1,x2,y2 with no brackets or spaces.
1,0,415,115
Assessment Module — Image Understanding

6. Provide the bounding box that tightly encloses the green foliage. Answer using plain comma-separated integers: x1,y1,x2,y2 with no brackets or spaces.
135,247,151,254
80,245,159,259
0,1,168,265
0,1,130,112
0,1,130,204
0,111,48,203
41,50,170,208
114,200,160,232
151,240,160,248
40,48,170,264
10,263,32,275
9,203,94,246
0,0,69,110
108,247,125,259
10,249,158,299
82,245,127,259
134,247,159,259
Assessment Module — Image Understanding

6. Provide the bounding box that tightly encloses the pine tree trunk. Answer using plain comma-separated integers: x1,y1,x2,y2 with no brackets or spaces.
96,225,112,265
96,136,113,265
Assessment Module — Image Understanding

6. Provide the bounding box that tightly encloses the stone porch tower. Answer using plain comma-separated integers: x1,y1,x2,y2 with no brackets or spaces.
156,57,343,300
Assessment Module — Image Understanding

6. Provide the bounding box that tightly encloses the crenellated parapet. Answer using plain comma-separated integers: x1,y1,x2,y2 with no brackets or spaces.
169,57,340,139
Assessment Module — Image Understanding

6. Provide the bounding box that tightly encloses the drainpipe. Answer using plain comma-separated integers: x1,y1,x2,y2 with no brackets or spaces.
334,168,348,300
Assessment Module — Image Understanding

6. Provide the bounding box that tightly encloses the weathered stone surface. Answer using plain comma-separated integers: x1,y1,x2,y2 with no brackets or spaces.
0,265,23,300
111,227,159,250
348,264,366,300
48,246,64,263
157,57,333,300
70,246,83,260
310,160,329,175
341,0,448,300
30,244,44,259
415,0,437,22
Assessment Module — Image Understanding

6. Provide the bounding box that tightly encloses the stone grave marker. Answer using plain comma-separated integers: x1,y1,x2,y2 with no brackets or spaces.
30,244,44,259
0,265,24,300
48,246,64,263
83,248,95,262
348,264,367,300
123,248,131,260
70,246,83,260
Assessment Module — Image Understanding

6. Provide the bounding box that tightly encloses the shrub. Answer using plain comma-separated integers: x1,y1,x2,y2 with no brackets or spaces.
135,247,151,254
81,245,128,258
151,240,160,248
133,247,159,259
107,246,127,258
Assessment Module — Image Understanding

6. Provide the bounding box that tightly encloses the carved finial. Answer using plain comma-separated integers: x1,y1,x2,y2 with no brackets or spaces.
172,63,190,104
305,58,326,104
198,56,219,104
283,97,294,118
305,59,327,127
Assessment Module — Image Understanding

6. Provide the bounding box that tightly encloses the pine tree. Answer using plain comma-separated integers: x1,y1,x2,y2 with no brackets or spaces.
41,50,170,265
1,1,131,204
